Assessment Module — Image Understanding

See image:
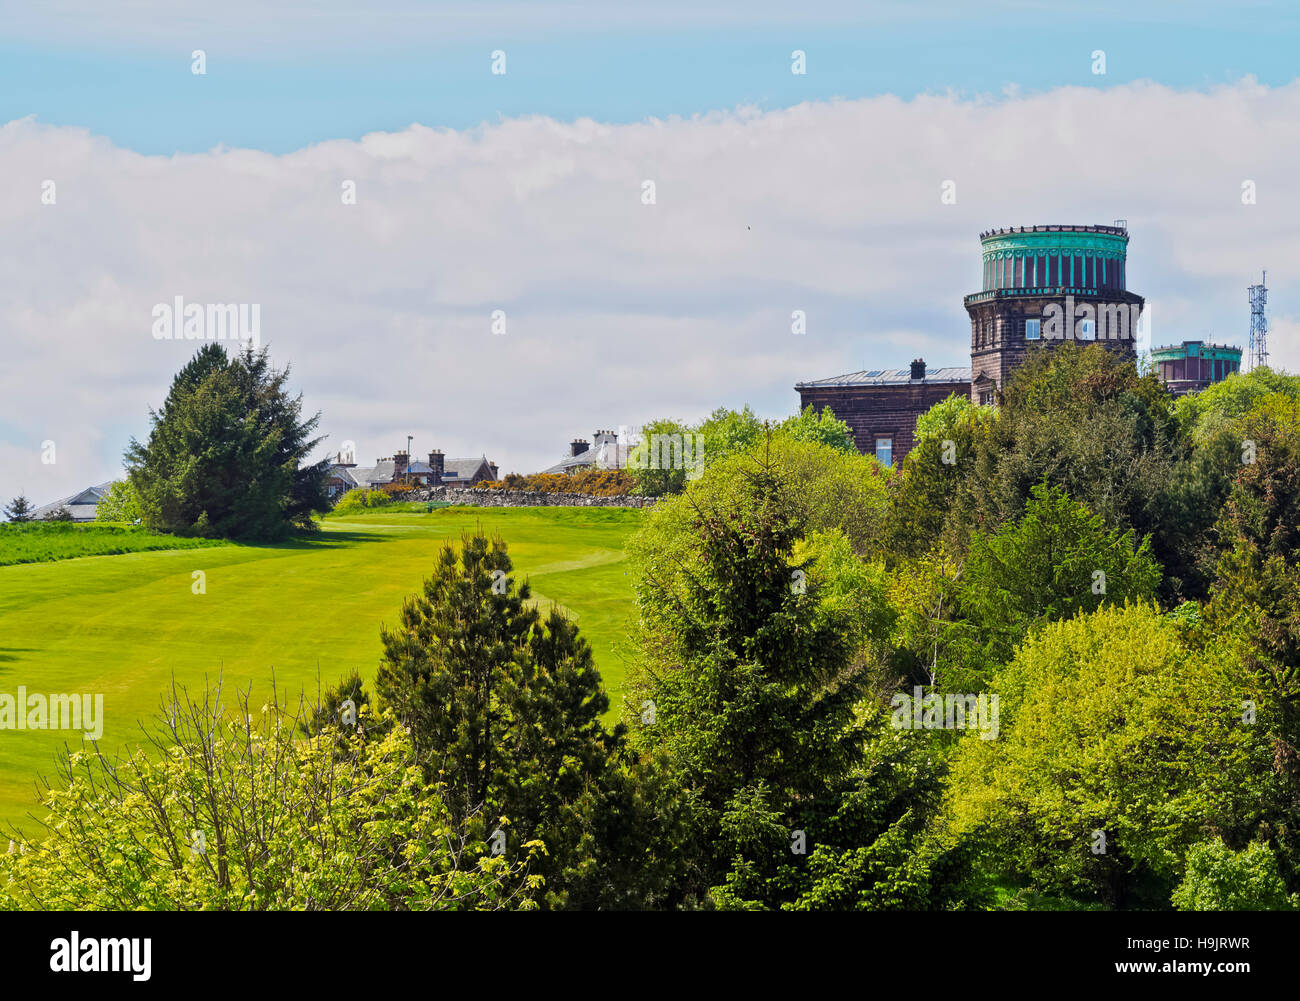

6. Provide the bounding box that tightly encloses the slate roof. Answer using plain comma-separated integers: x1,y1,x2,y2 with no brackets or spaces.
31,481,117,522
328,455,498,487
361,460,397,486
795,366,972,389
540,441,635,476
442,457,493,482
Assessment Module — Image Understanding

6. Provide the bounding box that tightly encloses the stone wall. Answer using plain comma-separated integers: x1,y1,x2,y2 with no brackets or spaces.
407,486,657,508
798,380,971,464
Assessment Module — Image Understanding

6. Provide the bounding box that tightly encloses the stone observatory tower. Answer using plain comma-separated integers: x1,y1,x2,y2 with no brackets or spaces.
964,223,1144,405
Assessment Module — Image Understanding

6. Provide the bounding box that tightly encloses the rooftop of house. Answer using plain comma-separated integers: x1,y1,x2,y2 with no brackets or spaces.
541,440,634,476
32,480,117,522
442,457,494,481
795,366,973,390
334,454,495,486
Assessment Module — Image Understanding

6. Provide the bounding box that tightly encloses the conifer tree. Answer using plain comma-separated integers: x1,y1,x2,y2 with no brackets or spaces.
375,532,659,908
126,343,329,539
3,494,34,523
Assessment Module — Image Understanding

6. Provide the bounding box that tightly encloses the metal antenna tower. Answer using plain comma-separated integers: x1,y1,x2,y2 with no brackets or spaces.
1248,271,1269,371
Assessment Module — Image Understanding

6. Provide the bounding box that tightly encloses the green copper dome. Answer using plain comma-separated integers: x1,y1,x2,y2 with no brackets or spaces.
977,224,1129,294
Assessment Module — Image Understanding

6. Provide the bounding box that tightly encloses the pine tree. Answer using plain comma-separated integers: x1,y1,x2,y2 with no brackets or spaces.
3,494,34,523
375,532,659,908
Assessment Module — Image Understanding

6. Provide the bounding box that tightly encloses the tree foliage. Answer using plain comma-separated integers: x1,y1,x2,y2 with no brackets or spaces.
3,495,34,523
374,532,663,908
94,480,143,523
126,343,330,540
0,680,538,910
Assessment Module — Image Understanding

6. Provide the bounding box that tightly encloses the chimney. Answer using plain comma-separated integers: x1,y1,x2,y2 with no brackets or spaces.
393,450,409,477
428,450,444,482
910,358,926,380
488,461,499,481
570,438,589,456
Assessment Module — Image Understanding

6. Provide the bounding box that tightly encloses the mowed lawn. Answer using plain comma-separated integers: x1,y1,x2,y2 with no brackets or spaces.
0,506,645,831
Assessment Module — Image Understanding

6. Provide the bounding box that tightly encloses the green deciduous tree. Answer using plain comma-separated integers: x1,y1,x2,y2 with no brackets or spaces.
777,404,855,453
946,603,1280,909
886,393,995,559
94,480,143,523
956,344,1192,597
956,482,1162,680
1171,839,1297,911
0,680,537,910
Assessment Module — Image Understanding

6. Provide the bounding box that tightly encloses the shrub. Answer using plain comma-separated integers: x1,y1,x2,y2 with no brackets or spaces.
332,487,391,513
1172,840,1297,911
0,680,541,910
483,470,639,496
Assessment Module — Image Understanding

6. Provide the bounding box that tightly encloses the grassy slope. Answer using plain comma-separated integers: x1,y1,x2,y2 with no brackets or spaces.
0,506,643,831
0,523,229,567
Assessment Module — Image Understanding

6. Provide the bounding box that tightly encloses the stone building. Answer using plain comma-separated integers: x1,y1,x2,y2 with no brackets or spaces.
541,429,636,474
796,222,1146,464
966,223,1141,404
1151,341,1241,397
794,361,971,466
325,445,498,499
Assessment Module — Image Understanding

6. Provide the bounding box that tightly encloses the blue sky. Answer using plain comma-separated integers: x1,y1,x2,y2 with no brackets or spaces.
2,1,1297,154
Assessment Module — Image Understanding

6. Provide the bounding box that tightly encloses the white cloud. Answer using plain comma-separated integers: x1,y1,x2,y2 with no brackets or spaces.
4,78,1300,506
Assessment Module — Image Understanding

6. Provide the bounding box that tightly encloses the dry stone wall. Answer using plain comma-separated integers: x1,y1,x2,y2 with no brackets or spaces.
408,486,657,508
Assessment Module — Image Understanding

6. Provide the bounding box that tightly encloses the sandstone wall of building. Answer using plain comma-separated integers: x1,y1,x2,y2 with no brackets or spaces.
798,381,970,460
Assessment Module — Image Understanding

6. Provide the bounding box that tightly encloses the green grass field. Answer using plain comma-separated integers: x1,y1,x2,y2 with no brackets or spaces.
0,506,644,831
0,522,229,567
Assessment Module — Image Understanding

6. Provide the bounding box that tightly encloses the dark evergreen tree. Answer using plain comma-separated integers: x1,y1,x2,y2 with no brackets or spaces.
375,533,662,908
626,448,963,908
3,494,34,523
125,344,329,539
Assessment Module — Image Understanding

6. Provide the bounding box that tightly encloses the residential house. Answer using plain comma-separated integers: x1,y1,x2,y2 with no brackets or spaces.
325,444,498,497
541,429,635,475
31,481,117,522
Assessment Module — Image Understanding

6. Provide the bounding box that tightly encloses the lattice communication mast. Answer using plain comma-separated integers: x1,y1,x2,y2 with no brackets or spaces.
1248,271,1269,371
